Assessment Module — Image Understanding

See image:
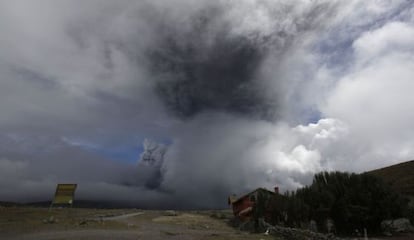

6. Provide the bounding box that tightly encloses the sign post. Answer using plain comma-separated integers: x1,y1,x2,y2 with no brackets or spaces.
50,184,77,210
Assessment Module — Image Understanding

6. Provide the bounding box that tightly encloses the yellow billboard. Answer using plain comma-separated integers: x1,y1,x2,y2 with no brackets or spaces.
52,184,77,205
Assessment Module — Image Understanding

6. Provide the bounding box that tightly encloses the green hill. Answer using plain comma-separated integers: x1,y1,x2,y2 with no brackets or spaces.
366,160,414,199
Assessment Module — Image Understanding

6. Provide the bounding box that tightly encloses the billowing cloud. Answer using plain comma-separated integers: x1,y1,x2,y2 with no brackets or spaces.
0,0,413,209
321,21,414,170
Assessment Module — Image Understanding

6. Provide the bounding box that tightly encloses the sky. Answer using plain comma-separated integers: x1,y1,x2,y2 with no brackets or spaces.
0,0,414,209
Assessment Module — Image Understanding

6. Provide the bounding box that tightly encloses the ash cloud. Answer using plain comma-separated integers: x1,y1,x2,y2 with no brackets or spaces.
137,0,337,120
147,7,272,119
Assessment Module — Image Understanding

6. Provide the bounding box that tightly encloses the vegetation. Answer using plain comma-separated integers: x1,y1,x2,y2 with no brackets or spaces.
269,171,411,235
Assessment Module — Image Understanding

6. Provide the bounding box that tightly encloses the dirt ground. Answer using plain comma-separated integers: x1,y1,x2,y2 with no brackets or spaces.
0,207,279,240
1,207,413,240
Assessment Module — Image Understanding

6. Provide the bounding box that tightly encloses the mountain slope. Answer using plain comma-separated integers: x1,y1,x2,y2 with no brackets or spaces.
367,160,414,197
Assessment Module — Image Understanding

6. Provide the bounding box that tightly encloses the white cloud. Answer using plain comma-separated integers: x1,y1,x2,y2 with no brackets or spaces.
318,20,414,170
353,22,414,66
158,114,352,205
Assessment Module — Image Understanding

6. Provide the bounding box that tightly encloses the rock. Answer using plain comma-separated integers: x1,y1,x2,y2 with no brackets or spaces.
79,220,88,225
261,220,342,240
161,230,180,236
381,220,392,232
43,216,57,224
163,210,178,216
393,218,413,232
230,217,344,239
210,212,227,219
381,218,413,233
309,220,317,232
326,218,335,233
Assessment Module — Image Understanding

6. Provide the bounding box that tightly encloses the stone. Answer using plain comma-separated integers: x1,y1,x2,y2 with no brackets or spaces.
163,210,178,216
381,218,413,233
326,218,335,234
42,216,57,224
309,219,317,232
79,220,88,225
392,218,413,232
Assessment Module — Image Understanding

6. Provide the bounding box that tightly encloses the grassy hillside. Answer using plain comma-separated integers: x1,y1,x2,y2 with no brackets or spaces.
366,160,414,199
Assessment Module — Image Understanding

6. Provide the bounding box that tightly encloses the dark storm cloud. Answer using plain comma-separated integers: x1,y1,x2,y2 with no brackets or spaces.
139,1,341,121
147,7,273,119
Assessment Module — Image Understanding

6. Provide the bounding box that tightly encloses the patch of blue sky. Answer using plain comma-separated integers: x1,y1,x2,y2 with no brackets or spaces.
290,101,322,126
93,144,143,164
61,136,141,163
301,108,322,125
313,36,354,72
61,135,172,164
61,136,101,150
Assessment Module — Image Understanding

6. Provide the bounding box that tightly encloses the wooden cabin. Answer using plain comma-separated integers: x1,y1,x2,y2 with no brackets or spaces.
228,187,279,222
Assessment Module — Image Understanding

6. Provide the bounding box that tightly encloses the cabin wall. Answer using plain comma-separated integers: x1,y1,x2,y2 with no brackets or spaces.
232,195,255,221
